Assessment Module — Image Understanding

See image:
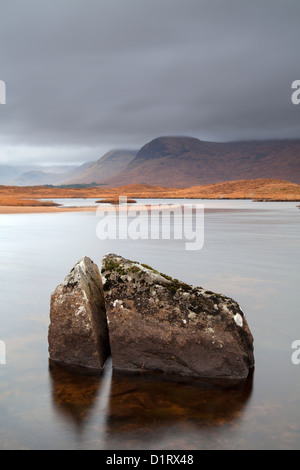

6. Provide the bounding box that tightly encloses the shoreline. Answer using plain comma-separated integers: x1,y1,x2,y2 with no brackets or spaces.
1,178,300,214
1,179,300,212
0,203,184,215
0,205,99,214
1,198,300,214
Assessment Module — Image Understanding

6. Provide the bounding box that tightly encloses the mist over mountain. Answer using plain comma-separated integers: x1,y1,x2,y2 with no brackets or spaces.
61,150,137,185
2,137,299,187
102,136,300,187
0,164,82,186
0,165,24,184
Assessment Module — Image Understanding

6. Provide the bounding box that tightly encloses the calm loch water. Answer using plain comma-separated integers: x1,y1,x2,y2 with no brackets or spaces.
0,199,299,450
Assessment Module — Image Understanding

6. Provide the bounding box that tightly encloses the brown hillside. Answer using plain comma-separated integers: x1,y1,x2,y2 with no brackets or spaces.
62,149,137,185
102,137,300,187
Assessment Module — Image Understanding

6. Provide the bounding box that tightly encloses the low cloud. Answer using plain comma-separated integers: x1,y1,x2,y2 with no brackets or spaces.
0,0,299,165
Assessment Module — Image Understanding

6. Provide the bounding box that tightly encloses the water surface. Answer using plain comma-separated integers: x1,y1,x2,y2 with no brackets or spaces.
0,199,299,449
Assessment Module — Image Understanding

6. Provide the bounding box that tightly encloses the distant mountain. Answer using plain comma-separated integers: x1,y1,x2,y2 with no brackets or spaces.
102,136,300,187
3,136,300,188
55,161,94,183
0,165,25,184
61,149,137,185
6,164,91,186
1,149,137,187
11,170,64,186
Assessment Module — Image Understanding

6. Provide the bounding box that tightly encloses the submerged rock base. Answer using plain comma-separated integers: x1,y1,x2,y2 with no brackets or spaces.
48,254,254,379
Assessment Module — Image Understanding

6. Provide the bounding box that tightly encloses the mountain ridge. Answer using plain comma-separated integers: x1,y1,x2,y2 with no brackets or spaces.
102,136,300,187
61,149,137,185
2,136,300,187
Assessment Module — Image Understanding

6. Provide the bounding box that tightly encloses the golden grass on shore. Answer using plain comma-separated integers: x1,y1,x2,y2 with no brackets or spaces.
0,206,99,214
0,178,300,214
0,197,61,207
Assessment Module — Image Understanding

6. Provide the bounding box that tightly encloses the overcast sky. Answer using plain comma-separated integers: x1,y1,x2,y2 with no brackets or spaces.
0,0,299,166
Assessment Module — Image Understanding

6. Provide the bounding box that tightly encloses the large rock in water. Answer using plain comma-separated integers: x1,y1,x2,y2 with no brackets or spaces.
101,254,254,379
48,257,110,371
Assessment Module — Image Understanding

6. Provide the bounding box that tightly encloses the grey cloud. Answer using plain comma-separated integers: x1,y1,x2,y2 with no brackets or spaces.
0,0,299,165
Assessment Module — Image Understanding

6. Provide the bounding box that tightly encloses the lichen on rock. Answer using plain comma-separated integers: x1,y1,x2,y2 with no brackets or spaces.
101,253,255,379
48,253,255,379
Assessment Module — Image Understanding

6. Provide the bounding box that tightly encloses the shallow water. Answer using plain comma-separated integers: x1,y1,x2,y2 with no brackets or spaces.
0,199,299,450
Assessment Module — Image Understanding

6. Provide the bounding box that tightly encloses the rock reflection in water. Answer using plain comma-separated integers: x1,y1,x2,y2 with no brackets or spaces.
105,370,253,448
49,360,102,429
49,360,253,449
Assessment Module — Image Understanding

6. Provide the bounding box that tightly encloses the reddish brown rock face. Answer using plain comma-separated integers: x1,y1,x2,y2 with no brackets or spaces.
101,254,254,379
48,257,110,371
